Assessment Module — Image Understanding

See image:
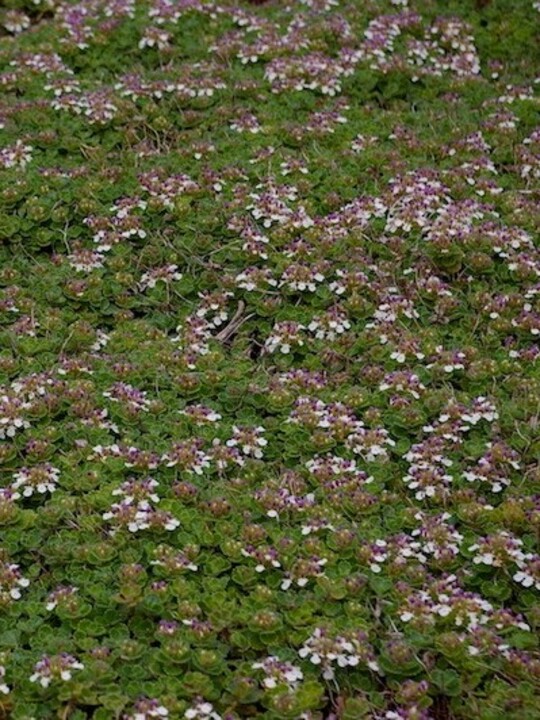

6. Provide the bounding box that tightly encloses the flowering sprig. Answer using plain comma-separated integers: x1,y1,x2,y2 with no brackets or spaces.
252,656,304,690
123,697,169,719
299,628,380,680
103,477,179,534
0,558,30,603
46,585,79,611
29,654,84,688
0,395,31,439
184,700,222,720
226,425,267,459
11,464,60,497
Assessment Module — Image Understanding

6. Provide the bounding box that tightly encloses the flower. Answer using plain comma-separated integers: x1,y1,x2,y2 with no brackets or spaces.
264,321,306,354
0,558,30,602
11,464,60,497
29,654,84,688
0,665,9,695
184,700,221,720
299,628,379,680
124,697,169,719
46,585,79,611
0,395,31,439
226,425,267,458
252,655,304,689
0,141,33,169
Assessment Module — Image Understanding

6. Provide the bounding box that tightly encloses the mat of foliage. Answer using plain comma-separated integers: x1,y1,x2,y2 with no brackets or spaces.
0,0,539,718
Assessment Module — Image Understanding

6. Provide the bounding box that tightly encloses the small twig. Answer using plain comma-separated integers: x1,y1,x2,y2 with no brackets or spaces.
216,301,249,342
61,700,74,720
217,313,254,344
58,330,75,358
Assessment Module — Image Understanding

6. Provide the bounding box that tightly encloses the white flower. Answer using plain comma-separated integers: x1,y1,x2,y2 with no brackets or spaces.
12,464,60,496
184,700,222,720
0,665,9,694
30,655,83,687
513,571,535,588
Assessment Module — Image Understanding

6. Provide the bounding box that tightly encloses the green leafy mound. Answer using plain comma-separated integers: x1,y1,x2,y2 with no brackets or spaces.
0,0,539,718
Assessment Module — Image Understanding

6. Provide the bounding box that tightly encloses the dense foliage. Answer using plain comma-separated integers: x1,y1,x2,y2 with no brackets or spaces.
0,0,539,717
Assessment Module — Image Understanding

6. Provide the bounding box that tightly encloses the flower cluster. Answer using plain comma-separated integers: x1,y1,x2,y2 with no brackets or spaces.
0,141,33,169
184,700,222,720
398,574,530,634
469,532,540,591
123,698,169,719
11,463,60,497
0,395,31,439
226,425,267,459
0,557,30,604
264,321,306,355
252,656,304,690
29,654,84,688
45,585,79,611
103,478,179,534
299,628,380,680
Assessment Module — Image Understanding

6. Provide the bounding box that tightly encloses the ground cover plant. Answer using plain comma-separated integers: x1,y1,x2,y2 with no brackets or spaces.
0,0,539,717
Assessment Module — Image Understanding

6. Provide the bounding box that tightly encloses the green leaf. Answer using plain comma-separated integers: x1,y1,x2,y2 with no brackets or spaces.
431,668,462,697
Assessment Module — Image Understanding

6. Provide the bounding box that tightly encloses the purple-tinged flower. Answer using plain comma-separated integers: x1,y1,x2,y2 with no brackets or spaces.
11,463,60,497
29,654,84,688
124,697,169,719
46,585,79,611
299,628,379,680
264,321,306,355
0,141,33,169
0,395,31,439
0,560,30,603
347,426,396,462
226,425,267,458
151,545,198,573
139,264,182,290
230,112,261,134
162,439,210,475
139,26,171,50
184,699,221,720
241,544,281,573
252,655,303,689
